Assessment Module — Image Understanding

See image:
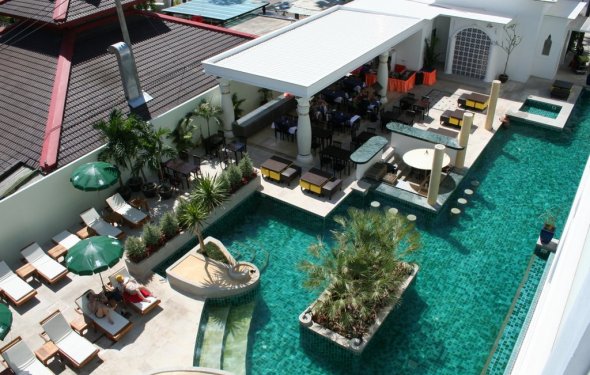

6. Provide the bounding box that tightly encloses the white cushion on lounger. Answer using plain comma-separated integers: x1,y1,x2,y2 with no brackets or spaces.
1,339,53,375
21,243,67,281
0,261,35,302
41,313,97,367
80,208,123,237
52,230,80,249
77,295,130,337
106,193,147,225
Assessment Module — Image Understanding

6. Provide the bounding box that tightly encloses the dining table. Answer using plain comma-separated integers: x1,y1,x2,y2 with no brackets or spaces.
164,158,200,189
225,140,246,162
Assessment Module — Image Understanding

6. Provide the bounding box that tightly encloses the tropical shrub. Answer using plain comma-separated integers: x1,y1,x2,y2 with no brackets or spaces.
125,236,146,263
142,223,161,249
226,164,243,190
238,153,255,179
160,212,180,239
300,208,420,338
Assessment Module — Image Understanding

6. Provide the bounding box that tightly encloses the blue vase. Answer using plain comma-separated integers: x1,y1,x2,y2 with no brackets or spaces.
540,226,555,244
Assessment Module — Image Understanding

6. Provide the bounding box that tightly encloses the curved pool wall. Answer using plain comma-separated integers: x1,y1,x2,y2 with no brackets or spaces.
161,90,590,374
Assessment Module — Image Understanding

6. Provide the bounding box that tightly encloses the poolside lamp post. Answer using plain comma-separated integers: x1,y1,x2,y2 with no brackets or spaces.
296,97,314,165
427,144,446,206
219,79,235,138
377,52,389,102
485,80,502,131
455,112,474,169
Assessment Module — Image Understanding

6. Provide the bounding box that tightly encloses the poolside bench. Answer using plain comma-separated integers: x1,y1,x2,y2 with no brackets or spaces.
457,92,489,111
322,178,342,200
281,165,301,186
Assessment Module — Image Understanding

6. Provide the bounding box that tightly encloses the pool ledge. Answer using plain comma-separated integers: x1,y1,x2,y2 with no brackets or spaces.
166,237,260,299
506,93,577,131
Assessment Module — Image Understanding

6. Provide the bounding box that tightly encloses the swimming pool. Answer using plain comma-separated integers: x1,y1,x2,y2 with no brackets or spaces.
519,99,561,119
187,90,590,374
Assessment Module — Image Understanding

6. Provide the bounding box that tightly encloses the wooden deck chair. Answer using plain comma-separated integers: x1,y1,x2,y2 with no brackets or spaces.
0,261,37,306
106,193,149,228
80,207,125,239
0,336,52,375
108,268,160,316
75,290,133,342
21,243,68,284
40,310,99,369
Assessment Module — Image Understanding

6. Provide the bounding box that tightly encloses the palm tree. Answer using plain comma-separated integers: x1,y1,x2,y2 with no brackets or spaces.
194,99,222,139
178,175,229,253
93,109,144,186
301,208,420,338
135,125,177,182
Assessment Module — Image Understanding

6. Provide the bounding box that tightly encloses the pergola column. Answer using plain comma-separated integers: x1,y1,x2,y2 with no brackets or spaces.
427,144,446,206
484,80,502,131
455,112,474,169
220,79,235,138
377,52,389,101
445,36,456,75
296,97,314,165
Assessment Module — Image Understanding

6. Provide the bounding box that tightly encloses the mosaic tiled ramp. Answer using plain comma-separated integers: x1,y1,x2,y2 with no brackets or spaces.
484,253,552,375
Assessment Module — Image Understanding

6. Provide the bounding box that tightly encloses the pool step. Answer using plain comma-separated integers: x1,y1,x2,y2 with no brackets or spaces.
199,305,230,369
221,301,257,375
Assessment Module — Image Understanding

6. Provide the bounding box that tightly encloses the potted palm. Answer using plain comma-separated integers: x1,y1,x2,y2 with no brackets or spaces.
299,208,420,354
539,208,558,244
170,115,195,161
93,109,145,198
497,23,522,83
194,99,222,140
135,125,177,200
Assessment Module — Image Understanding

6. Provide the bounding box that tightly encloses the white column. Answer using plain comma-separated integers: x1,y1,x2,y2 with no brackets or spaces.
445,36,456,75
389,50,397,72
377,52,389,101
220,79,235,138
296,97,314,165
484,45,498,82
427,144,446,206
485,80,501,131
455,112,473,169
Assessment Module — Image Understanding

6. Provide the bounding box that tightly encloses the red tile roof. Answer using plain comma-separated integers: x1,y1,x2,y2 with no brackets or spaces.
0,11,253,177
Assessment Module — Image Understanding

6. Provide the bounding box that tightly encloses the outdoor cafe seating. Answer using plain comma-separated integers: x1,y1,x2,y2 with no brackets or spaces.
272,115,297,141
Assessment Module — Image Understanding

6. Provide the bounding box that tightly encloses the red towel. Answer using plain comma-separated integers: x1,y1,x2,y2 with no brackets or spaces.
123,288,151,304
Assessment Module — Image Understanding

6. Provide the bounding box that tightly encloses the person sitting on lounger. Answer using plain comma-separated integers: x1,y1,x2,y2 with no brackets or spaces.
115,274,154,303
86,291,114,323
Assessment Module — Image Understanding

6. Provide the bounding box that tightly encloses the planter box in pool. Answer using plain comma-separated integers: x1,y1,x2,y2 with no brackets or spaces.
299,263,418,355
125,175,261,279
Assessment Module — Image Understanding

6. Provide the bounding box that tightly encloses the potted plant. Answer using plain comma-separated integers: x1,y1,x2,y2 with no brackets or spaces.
422,36,440,73
258,88,272,105
142,181,158,198
170,115,195,160
94,109,145,199
539,208,558,244
232,93,246,119
142,223,162,255
125,236,146,263
159,211,180,240
158,181,174,200
497,23,522,83
193,99,222,140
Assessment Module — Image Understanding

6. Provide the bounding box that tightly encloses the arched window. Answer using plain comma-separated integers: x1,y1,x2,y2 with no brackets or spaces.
452,28,491,79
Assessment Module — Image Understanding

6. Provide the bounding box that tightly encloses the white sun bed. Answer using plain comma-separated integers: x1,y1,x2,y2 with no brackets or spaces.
52,230,81,250
0,261,37,306
80,207,125,239
40,310,99,369
21,243,68,284
75,290,133,342
0,336,53,375
108,268,161,315
106,193,149,228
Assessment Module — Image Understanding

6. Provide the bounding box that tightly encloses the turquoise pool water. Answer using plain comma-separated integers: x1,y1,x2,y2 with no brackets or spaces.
195,91,590,374
519,99,561,119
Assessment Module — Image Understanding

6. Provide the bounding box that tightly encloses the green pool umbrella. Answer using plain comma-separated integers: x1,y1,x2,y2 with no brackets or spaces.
0,303,12,340
66,236,124,287
70,162,120,192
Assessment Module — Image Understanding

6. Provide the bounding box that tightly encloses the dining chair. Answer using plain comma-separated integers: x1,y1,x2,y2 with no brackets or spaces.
333,159,347,178
237,136,248,153
192,155,203,179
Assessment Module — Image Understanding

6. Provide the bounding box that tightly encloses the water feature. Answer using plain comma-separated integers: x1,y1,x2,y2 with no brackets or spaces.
519,99,561,119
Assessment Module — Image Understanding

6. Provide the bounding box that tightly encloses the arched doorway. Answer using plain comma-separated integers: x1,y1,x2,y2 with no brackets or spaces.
452,28,491,79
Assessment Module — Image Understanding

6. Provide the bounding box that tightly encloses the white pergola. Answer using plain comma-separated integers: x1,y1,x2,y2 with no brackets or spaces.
203,1,510,164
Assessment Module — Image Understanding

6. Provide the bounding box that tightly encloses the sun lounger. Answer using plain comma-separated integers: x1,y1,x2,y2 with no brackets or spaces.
0,261,36,306
108,268,160,316
21,243,68,284
40,310,99,369
80,207,125,239
0,336,53,375
49,230,81,262
75,290,133,342
106,193,149,228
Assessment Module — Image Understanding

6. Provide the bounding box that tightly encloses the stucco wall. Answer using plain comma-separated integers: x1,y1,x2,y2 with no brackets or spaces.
392,29,425,71
0,149,120,267
531,15,570,79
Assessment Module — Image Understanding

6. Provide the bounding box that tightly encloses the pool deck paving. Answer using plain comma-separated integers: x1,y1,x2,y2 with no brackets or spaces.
2,60,587,375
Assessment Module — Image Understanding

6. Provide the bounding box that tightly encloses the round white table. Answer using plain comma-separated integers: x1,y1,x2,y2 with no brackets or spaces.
403,148,450,170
